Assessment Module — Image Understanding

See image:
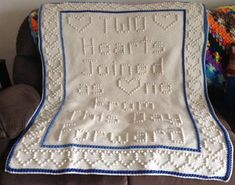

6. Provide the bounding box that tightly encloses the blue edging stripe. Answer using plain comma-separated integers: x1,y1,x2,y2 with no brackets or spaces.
42,143,199,151
4,167,229,181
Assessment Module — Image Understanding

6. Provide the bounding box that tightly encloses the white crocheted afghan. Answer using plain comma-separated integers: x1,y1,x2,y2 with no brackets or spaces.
6,2,233,182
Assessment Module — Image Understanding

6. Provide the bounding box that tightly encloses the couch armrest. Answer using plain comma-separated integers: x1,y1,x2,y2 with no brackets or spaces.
0,84,40,139
219,109,235,132
13,55,42,94
14,15,42,94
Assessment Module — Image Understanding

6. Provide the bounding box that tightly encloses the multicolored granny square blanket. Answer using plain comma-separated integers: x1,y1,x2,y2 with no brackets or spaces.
6,2,234,181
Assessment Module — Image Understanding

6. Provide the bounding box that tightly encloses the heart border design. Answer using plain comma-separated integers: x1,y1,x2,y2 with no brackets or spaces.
67,15,92,33
153,13,178,30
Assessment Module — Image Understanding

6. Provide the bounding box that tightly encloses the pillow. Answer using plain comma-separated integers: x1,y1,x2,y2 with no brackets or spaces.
206,6,235,89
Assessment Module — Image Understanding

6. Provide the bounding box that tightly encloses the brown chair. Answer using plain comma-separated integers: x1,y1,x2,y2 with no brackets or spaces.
0,14,234,185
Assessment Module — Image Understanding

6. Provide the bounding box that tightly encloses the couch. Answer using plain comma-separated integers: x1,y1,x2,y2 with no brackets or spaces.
0,11,235,185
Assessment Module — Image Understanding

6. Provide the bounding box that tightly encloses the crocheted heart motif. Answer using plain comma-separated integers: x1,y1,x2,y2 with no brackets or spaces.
67,15,92,33
117,78,141,95
153,13,178,30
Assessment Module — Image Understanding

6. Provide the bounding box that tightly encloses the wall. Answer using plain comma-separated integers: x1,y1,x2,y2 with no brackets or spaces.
0,0,234,80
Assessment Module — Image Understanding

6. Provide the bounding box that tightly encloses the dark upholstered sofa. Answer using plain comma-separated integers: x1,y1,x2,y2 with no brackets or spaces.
0,14,235,185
